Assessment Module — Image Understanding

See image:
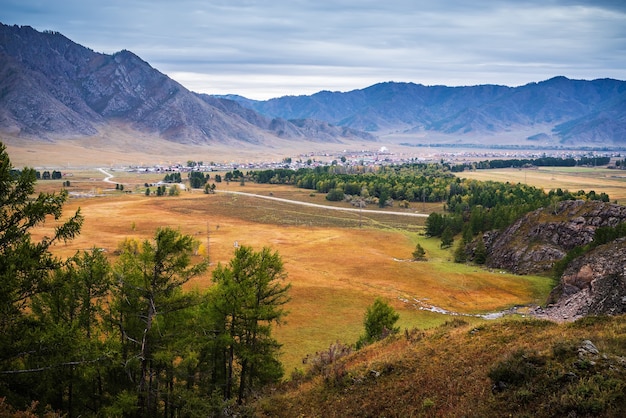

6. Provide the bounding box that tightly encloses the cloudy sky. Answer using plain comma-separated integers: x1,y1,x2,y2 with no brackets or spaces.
3,0,626,99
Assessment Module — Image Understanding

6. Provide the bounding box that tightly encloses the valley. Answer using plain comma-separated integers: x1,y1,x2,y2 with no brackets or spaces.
2,14,626,418
30,160,620,372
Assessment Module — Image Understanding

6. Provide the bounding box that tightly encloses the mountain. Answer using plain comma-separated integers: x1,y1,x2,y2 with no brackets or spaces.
2,22,624,149
229,76,626,146
0,23,374,145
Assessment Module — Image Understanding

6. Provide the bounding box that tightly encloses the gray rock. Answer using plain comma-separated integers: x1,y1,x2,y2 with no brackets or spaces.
486,200,626,275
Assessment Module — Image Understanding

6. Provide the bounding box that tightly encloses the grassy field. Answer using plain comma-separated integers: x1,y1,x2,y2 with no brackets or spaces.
458,166,626,203
27,167,561,373
32,163,626,373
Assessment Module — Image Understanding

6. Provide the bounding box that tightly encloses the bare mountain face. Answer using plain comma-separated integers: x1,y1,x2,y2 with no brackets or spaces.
228,77,626,147
0,23,375,145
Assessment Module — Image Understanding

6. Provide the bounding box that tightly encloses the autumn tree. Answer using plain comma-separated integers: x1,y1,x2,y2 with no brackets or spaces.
0,142,83,411
210,245,291,403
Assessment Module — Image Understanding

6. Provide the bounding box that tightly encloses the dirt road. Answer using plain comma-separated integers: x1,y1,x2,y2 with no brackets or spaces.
216,190,429,218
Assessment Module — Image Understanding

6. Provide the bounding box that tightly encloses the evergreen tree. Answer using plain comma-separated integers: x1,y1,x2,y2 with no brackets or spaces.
474,238,487,264
211,246,290,403
440,226,454,248
425,212,444,237
29,248,112,416
356,298,400,348
412,243,426,261
0,143,83,411
454,240,467,263
111,228,209,416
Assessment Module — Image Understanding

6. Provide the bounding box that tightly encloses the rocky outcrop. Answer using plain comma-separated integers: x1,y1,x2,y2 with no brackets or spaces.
481,199,626,321
485,200,626,275
532,238,626,321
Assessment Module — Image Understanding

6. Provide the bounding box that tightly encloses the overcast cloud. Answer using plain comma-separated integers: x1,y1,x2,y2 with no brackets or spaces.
3,0,626,99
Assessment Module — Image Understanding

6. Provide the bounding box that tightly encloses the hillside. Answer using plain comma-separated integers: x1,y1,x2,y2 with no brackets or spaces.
247,198,626,417
0,23,374,145
228,77,626,147
484,200,626,275
253,317,626,417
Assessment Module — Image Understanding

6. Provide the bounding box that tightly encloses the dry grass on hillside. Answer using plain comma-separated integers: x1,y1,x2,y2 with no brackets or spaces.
255,316,626,417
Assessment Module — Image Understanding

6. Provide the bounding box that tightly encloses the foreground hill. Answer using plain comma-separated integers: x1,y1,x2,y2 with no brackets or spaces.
253,317,626,417
0,23,374,145
228,77,626,147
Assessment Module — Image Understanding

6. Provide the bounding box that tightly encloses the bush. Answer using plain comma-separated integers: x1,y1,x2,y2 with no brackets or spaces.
326,188,345,201
356,298,400,348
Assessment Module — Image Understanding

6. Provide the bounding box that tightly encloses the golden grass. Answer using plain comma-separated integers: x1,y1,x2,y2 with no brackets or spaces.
256,316,626,417
458,166,626,203
26,160,626,374
27,167,557,373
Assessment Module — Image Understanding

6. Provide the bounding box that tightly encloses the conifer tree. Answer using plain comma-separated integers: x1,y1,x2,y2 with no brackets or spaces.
0,143,83,409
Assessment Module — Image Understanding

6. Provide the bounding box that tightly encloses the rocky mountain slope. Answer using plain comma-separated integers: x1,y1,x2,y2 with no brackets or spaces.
483,200,626,320
228,77,626,146
537,238,626,321
0,23,374,145
485,200,626,275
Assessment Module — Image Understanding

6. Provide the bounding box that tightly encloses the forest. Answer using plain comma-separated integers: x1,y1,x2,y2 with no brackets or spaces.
246,162,610,240
0,145,290,417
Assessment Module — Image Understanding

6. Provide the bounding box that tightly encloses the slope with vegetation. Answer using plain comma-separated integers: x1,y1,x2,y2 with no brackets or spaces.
254,316,626,417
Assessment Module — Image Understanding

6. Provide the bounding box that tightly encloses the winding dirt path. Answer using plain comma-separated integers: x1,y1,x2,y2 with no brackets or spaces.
98,168,115,183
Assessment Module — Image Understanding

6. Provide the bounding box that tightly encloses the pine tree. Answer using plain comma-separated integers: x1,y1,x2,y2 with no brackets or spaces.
356,298,400,348
0,143,83,410
112,228,208,415
440,226,454,248
474,238,487,265
412,243,427,261
211,246,290,403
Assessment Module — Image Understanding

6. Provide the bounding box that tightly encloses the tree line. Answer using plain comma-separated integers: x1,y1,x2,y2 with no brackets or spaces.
0,144,290,417
229,163,610,254
247,164,460,207
449,156,612,172
11,168,64,180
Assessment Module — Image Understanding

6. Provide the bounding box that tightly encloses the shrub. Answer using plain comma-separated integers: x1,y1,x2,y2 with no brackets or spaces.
356,298,400,349
326,188,345,201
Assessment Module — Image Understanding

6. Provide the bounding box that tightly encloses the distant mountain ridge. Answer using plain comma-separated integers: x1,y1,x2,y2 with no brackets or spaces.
0,23,375,145
1,22,624,148
225,77,626,146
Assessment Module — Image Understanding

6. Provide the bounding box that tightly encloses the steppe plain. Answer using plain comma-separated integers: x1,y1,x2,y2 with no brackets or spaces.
8,138,626,372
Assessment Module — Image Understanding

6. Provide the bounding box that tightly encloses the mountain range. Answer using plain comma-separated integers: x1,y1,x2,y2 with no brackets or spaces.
1,22,625,149
0,23,374,147
226,77,626,146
